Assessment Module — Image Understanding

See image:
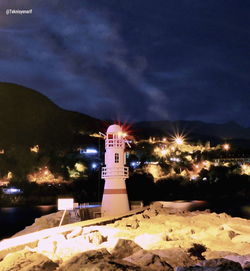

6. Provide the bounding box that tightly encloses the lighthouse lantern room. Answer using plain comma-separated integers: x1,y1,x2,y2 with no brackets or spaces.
101,124,130,216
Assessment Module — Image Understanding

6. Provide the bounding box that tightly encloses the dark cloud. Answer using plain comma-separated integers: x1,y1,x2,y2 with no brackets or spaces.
0,0,249,125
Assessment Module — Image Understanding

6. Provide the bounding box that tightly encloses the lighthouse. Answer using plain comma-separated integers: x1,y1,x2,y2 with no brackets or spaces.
101,124,130,216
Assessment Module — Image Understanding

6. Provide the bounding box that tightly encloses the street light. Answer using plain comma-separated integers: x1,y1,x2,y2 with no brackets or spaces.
223,144,230,151
175,136,184,145
161,149,168,156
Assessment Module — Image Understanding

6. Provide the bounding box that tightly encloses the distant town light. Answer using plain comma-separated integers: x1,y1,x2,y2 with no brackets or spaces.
161,149,168,156
131,161,141,168
175,136,184,145
86,148,98,154
154,147,160,153
3,187,22,195
161,149,167,155
92,163,97,169
223,144,230,151
144,161,159,165
81,148,98,154
30,145,39,153
242,164,247,170
170,157,180,162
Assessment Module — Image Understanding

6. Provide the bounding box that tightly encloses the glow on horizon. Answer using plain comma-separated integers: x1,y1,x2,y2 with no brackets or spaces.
223,143,230,151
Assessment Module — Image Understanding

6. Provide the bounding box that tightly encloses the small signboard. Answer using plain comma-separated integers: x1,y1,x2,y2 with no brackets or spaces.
58,198,74,210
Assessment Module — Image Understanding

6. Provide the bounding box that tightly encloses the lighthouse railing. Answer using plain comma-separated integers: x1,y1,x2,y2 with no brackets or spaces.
101,166,129,178
105,139,124,148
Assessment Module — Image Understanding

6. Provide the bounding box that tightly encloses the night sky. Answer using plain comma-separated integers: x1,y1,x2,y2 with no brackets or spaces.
0,1,250,125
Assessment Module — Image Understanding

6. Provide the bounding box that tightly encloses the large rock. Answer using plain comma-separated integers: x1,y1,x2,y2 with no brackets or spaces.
36,233,91,262
111,239,142,258
176,267,217,271
0,248,58,271
66,226,83,239
57,248,149,271
134,233,166,249
114,217,140,229
36,234,66,259
244,261,250,271
83,230,105,246
215,230,240,243
203,250,239,260
232,234,250,244
142,209,159,218
55,235,91,262
223,255,250,269
124,249,173,271
176,261,243,271
197,258,243,270
152,248,196,268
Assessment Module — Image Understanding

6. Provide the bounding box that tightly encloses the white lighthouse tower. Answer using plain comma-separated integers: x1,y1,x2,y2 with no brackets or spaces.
101,124,130,216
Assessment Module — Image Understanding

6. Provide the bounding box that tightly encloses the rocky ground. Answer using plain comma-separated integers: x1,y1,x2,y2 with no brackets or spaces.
0,203,250,270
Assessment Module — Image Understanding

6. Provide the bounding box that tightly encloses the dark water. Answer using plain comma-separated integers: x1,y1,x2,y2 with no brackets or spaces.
206,202,250,220
0,203,249,241
0,205,57,240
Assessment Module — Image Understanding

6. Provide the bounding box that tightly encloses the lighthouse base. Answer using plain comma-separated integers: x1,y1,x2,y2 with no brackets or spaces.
101,180,130,216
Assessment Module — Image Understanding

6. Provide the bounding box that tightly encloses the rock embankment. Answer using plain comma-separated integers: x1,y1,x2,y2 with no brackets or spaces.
0,203,250,270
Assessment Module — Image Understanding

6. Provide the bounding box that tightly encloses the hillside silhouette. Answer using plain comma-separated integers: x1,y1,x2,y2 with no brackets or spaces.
0,82,103,150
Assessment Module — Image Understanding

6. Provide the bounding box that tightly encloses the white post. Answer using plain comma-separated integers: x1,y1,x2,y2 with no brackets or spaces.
59,209,66,227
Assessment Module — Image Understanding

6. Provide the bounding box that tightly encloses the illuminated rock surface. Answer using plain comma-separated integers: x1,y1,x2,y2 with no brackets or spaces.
57,248,152,271
111,239,142,258
0,248,58,271
1,204,250,270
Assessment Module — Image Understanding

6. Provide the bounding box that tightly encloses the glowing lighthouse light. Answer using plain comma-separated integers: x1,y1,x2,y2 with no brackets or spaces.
101,124,130,216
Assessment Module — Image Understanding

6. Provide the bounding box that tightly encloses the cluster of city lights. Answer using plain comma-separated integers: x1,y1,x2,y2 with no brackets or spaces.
142,132,235,181
27,167,64,184
153,134,185,158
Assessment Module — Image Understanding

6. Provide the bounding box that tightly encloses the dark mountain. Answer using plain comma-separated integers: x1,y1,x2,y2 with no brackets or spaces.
0,82,105,149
